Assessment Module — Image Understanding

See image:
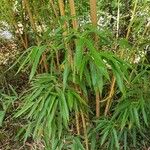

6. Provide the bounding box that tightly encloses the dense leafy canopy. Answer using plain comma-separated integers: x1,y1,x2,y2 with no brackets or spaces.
0,0,150,149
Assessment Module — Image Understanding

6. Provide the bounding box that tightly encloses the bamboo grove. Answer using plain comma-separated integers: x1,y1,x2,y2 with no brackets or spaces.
0,0,150,149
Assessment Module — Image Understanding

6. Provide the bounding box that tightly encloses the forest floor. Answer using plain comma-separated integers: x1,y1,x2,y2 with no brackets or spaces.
0,39,33,150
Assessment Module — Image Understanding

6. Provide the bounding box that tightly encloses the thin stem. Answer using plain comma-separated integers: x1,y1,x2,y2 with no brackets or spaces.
50,0,59,18
23,0,37,33
12,20,27,49
49,0,60,69
130,22,150,63
81,111,89,150
126,0,138,40
104,76,116,116
116,0,120,39
75,112,80,135
142,22,150,36
96,90,100,118
15,25,27,49
21,1,28,48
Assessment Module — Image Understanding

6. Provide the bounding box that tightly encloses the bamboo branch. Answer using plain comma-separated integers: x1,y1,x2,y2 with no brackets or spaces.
104,76,116,116
96,90,100,118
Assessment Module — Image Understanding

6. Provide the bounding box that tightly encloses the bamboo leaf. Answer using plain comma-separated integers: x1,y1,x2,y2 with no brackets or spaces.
14,102,34,118
60,91,69,126
74,137,85,150
101,129,109,146
75,38,85,70
120,109,128,130
112,129,119,150
29,45,47,80
133,107,140,128
24,122,32,142
0,111,5,126
67,91,74,111
141,107,148,126
63,63,70,90
124,130,127,150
